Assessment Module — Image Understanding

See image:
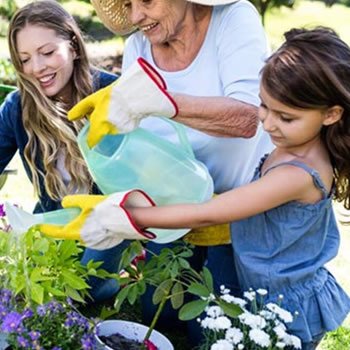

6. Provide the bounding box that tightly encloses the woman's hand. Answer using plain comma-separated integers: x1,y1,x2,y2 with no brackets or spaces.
68,57,178,148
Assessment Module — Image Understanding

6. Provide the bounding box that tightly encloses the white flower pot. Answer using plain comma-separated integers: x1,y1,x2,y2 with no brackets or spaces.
95,320,174,350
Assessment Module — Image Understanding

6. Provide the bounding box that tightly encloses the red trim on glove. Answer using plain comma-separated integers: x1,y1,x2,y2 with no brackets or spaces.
137,57,179,117
120,189,157,240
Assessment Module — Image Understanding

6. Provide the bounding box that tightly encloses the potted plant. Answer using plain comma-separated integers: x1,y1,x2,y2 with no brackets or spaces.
0,203,113,349
95,241,242,350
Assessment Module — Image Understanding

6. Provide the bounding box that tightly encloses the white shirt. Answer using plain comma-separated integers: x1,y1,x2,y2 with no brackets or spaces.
123,0,273,193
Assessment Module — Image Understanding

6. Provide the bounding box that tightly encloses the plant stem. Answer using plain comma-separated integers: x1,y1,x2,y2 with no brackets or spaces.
144,293,169,341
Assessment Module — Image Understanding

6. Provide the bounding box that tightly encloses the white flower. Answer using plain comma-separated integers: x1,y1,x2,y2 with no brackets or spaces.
220,294,247,308
220,285,231,294
210,339,233,350
259,310,274,320
266,303,293,323
201,316,216,329
244,290,256,301
282,333,302,349
237,344,244,350
239,311,267,329
256,288,268,296
276,341,286,348
225,327,243,344
273,324,287,339
249,328,271,347
207,306,224,318
213,316,232,331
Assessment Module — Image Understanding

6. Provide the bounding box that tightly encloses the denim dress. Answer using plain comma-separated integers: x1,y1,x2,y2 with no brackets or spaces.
231,155,350,345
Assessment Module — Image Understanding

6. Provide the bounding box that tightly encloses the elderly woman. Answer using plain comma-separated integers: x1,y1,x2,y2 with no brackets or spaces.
40,0,273,342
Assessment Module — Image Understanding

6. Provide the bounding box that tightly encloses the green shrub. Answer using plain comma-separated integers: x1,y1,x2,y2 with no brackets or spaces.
0,0,17,20
0,58,16,85
321,326,350,350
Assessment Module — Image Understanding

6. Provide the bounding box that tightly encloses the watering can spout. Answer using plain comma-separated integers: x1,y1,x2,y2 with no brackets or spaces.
5,202,40,234
4,202,80,235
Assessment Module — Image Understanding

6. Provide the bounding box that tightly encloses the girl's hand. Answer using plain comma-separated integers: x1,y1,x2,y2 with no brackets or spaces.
39,190,157,250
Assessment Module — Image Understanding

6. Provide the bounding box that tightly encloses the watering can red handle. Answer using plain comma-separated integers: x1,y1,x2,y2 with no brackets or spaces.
158,117,195,159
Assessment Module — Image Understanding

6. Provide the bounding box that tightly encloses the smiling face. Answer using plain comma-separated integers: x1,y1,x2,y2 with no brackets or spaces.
258,84,334,150
124,0,188,44
16,24,76,100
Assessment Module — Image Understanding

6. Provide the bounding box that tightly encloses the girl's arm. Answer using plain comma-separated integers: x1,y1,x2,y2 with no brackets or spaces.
129,164,316,229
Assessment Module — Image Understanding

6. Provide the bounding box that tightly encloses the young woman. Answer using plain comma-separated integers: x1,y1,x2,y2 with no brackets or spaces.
0,0,127,301
41,27,350,349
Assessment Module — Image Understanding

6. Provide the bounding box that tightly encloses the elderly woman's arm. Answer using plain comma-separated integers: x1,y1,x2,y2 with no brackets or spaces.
172,94,258,138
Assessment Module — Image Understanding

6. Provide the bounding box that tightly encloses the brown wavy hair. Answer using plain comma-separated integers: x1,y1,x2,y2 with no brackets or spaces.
261,27,350,209
8,0,93,200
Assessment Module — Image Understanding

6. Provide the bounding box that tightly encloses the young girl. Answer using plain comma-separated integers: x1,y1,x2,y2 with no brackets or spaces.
40,26,350,348
0,0,129,301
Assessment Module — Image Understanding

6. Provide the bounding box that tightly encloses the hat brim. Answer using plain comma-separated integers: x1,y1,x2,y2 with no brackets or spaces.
91,0,239,35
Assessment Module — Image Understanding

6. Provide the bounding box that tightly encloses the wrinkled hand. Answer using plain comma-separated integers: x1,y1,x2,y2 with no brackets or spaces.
39,190,157,250
68,57,178,148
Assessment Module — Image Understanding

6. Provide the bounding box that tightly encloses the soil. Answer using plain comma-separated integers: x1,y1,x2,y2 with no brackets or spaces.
99,333,143,349
99,333,155,350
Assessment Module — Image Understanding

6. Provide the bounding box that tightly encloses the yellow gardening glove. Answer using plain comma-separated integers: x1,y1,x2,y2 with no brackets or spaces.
39,190,157,250
39,194,107,241
68,57,178,148
183,223,231,246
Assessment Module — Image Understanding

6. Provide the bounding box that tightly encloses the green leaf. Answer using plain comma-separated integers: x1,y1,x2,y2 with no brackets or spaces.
217,299,243,318
31,282,44,305
170,282,184,309
152,279,173,305
127,284,140,305
43,285,65,297
188,283,210,298
64,286,85,303
99,306,119,320
114,285,131,312
61,269,89,290
202,267,214,292
178,257,190,269
178,299,207,321
30,267,53,282
32,237,49,253
58,240,79,261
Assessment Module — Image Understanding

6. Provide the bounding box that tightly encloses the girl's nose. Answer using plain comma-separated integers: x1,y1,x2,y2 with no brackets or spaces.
261,112,276,132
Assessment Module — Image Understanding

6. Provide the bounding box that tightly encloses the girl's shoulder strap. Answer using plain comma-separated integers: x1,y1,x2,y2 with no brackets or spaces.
263,160,330,198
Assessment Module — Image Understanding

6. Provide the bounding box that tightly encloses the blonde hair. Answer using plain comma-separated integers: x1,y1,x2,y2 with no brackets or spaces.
8,0,94,201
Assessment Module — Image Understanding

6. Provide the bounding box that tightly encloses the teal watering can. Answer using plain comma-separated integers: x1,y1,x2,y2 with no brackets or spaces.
6,119,213,244
77,118,214,243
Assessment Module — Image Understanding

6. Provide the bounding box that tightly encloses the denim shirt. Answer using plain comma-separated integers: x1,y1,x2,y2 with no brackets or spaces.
0,69,118,213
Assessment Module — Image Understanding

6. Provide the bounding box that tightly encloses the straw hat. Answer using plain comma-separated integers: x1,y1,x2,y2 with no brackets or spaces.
91,0,239,35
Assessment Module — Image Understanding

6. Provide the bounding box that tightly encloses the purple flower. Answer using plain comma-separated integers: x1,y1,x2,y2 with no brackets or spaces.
52,347,62,350
22,308,34,319
36,305,47,317
0,305,8,321
0,289,12,305
1,311,22,333
0,204,5,217
81,333,95,350
29,330,41,341
17,335,30,347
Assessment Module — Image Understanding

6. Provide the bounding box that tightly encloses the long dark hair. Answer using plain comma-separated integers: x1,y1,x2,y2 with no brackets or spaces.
261,27,350,209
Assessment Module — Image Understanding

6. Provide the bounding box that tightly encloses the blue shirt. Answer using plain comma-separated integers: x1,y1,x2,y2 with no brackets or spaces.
0,69,118,213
